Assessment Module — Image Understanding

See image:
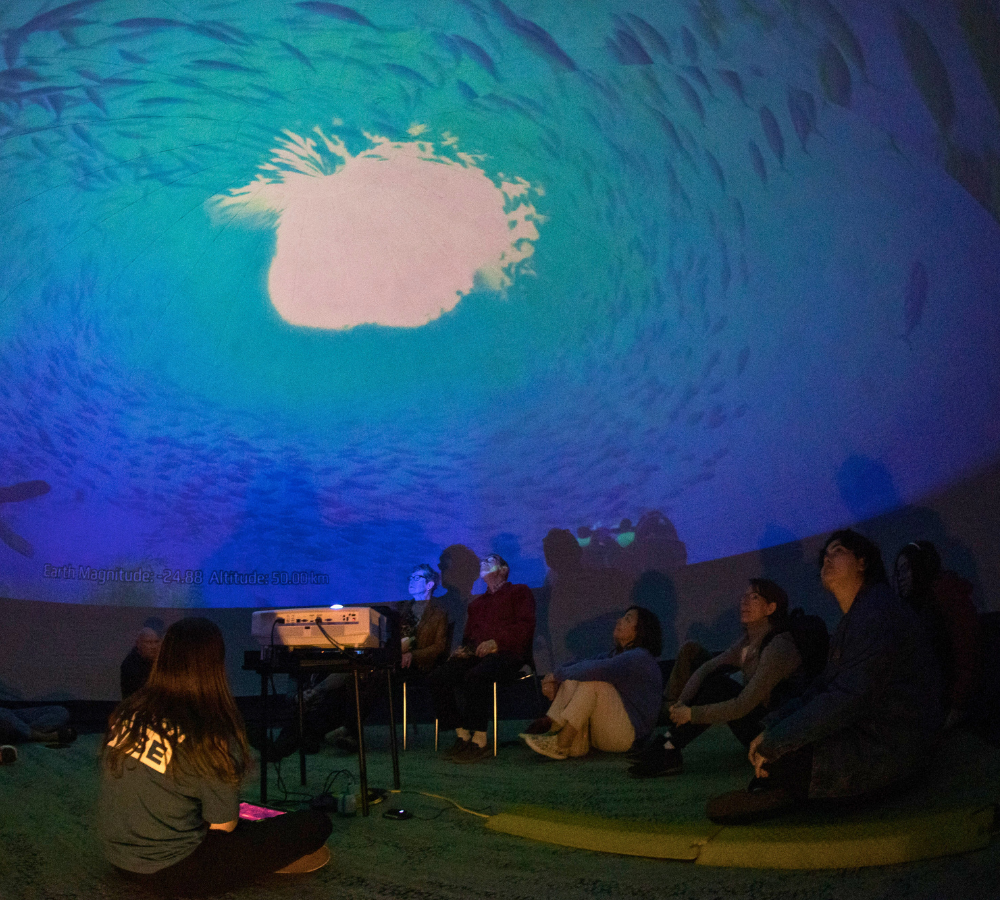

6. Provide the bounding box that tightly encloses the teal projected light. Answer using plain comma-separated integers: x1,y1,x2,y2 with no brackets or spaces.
1,0,998,607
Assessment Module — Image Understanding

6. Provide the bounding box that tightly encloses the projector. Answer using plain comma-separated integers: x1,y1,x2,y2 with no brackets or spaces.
252,607,386,649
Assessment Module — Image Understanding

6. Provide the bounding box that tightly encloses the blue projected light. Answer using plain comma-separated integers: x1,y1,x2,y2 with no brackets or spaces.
1,0,999,608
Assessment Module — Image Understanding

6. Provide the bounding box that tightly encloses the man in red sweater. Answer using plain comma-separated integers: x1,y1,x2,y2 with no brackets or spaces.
428,554,536,763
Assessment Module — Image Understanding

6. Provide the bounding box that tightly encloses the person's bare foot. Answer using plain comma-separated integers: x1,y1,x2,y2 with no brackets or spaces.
276,845,331,874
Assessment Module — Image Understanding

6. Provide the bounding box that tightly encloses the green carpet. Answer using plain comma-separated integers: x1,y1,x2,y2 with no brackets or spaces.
1,722,998,900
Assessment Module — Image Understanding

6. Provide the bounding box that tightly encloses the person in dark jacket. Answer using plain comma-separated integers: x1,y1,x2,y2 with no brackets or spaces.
120,627,162,700
895,540,983,729
707,529,943,824
428,554,536,764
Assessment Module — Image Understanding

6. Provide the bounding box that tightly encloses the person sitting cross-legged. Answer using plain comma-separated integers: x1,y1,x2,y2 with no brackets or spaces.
629,579,807,778
706,530,943,824
523,605,663,760
428,554,535,764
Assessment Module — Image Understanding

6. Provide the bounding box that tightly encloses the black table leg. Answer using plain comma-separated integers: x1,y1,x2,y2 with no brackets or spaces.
387,668,400,790
297,678,307,786
354,668,369,816
260,672,269,804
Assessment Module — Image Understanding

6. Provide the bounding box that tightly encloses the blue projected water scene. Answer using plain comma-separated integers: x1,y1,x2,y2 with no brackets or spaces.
1,0,999,609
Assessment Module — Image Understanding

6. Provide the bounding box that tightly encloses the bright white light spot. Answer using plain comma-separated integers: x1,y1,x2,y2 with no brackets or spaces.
330,604,343,609
210,126,543,330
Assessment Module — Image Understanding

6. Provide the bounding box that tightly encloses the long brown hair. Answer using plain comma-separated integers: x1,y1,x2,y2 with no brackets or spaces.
104,617,250,784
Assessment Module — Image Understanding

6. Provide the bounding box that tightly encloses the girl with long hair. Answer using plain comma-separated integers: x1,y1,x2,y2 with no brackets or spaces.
522,605,664,760
98,617,332,895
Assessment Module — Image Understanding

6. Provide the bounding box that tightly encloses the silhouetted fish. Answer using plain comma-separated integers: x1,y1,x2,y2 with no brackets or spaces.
804,0,867,80
748,139,767,183
279,40,314,69
295,2,376,28
451,34,497,77
715,68,747,105
682,65,714,98
189,59,261,74
491,0,576,71
787,87,817,152
675,74,705,125
818,40,851,107
759,105,784,165
609,29,653,66
624,14,672,62
680,25,699,64
704,148,725,190
4,0,103,66
894,7,955,136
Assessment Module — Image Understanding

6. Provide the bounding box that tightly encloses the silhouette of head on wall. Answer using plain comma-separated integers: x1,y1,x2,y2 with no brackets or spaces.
543,528,583,574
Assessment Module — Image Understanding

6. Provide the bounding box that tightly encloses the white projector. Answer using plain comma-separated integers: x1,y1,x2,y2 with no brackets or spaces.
251,607,385,649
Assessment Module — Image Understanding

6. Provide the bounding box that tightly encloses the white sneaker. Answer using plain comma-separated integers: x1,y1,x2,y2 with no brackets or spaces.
524,733,568,760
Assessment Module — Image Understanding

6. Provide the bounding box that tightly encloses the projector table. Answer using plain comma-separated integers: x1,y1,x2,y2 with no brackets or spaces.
244,647,401,816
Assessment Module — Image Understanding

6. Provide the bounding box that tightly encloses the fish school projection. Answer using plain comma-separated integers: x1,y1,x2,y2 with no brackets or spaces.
2,0,1000,616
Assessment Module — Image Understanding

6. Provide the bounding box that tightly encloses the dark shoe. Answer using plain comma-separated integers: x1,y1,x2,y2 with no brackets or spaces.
628,747,683,778
524,716,553,735
626,740,658,761
1,745,16,765
705,785,797,824
453,741,492,764
57,726,77,744
627,738,670,764
442,737,470,759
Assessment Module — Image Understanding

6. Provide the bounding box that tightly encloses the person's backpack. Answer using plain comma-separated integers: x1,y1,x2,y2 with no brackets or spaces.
762,608,830,681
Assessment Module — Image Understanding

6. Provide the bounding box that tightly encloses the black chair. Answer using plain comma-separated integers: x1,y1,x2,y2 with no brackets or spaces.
401,622,454,750
489,652,544,756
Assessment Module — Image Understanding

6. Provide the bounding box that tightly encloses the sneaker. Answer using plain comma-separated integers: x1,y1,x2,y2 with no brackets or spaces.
524,733,568,760
628,747,683,778
443,737,470,759
1,745,17,765
57,726,77,745
705,785,797,824
452,741,492,764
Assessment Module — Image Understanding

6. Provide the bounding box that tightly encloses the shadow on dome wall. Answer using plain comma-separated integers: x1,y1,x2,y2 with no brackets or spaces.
0,0,998,626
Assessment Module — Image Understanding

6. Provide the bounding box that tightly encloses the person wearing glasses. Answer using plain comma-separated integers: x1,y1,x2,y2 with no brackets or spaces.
629,579,804,778
264,565,449,760
706,530,943,823
399,565,450,672
428,554,536,764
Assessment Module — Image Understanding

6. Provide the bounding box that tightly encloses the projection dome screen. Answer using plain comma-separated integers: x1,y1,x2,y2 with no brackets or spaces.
2,0,999,608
